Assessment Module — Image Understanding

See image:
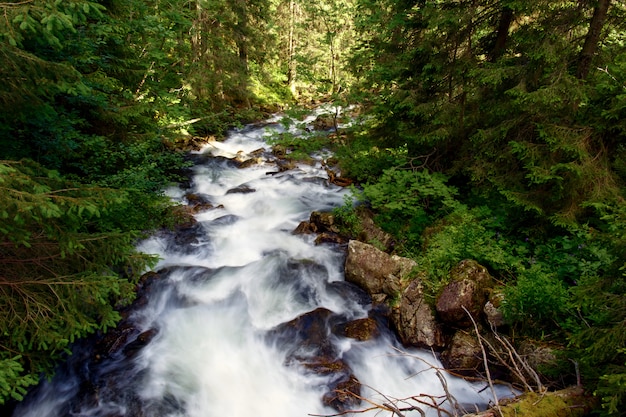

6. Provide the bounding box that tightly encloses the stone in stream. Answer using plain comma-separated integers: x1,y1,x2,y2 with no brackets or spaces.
332,317,380,341
184,192,214,212
225,184,256,194
267,308,362,412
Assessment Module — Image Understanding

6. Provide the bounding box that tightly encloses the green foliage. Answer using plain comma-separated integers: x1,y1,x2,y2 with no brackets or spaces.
502,265,570,328
0,160,159,403
360,168,459,248
415,206,525,293
334,139,410,183
595,349,626,416
0,357,38,404
332,193,362,238
267,130,331,161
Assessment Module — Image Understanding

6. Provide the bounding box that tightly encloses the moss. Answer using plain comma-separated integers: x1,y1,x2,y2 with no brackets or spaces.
497,388,596,417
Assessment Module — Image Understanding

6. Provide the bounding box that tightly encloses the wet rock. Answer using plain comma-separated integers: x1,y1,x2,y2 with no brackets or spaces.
393,279,445,349
210,214,240,226
269,308,362,412
270,308,336,360
171,222,206,248
322,375,361,412
312,114,336,131
344,240,416,299
122,328,159,358
292,220,314,235
333,317,380,341
310,211,339,233
315,232,348,245
275,260,329,305
267,158,298,175
94,323,136,360
436,260,493,328
326,281,372,309
293,210,340,236
184,193,214,212
236,157,263,169
250,147,266,157
226,184,256,194
440,330,482,376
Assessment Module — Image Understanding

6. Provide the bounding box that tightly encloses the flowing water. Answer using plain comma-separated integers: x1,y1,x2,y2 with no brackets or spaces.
13,110,510,417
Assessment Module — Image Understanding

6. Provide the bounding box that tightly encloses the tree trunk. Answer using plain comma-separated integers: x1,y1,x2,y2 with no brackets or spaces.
489,6,513,62
234,0,250,107
577,0,611,80
287,0,298,97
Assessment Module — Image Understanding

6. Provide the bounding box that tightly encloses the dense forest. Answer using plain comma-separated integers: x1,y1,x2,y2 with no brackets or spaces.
0,0,625,415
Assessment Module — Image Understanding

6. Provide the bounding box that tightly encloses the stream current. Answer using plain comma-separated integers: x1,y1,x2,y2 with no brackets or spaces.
13,110,508,417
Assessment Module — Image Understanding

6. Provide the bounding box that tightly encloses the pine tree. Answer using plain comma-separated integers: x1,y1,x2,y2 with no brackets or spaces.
0,160,157,404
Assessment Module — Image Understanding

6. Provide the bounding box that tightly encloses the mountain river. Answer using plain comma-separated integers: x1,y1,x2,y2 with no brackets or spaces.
12,109,512,417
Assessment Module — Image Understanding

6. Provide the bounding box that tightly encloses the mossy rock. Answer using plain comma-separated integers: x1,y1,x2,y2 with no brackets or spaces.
469,387,597,417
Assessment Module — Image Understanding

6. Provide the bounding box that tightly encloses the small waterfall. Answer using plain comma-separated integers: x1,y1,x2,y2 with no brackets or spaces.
13,111,510,417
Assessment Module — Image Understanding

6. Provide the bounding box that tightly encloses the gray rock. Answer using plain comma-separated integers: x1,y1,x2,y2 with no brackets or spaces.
440,330,482,376
393,279,445,349
436,260,493,328
344,240,416,298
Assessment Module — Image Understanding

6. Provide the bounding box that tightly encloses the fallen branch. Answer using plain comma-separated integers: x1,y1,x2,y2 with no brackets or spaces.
463,306,503,416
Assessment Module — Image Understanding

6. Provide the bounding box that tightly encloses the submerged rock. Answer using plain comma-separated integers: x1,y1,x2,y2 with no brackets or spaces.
268,308,362,412
226,184,256,194
184,192,214,212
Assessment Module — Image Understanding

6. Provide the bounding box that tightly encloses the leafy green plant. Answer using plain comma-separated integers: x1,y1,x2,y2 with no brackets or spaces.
360,167,460,250
502,265,570,329
266,130,331,161
332,193,362,238
334,139,409,183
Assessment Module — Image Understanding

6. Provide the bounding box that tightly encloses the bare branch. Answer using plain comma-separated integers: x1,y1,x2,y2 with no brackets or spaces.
463,306,502,416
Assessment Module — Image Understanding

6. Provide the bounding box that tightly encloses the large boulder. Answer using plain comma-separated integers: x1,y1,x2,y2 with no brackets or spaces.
436,260,493,328
393,279,444,349
344,240,416,300
440,330,482,376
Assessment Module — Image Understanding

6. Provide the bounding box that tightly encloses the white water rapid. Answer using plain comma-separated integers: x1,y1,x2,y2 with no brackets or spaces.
12,111,512,417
